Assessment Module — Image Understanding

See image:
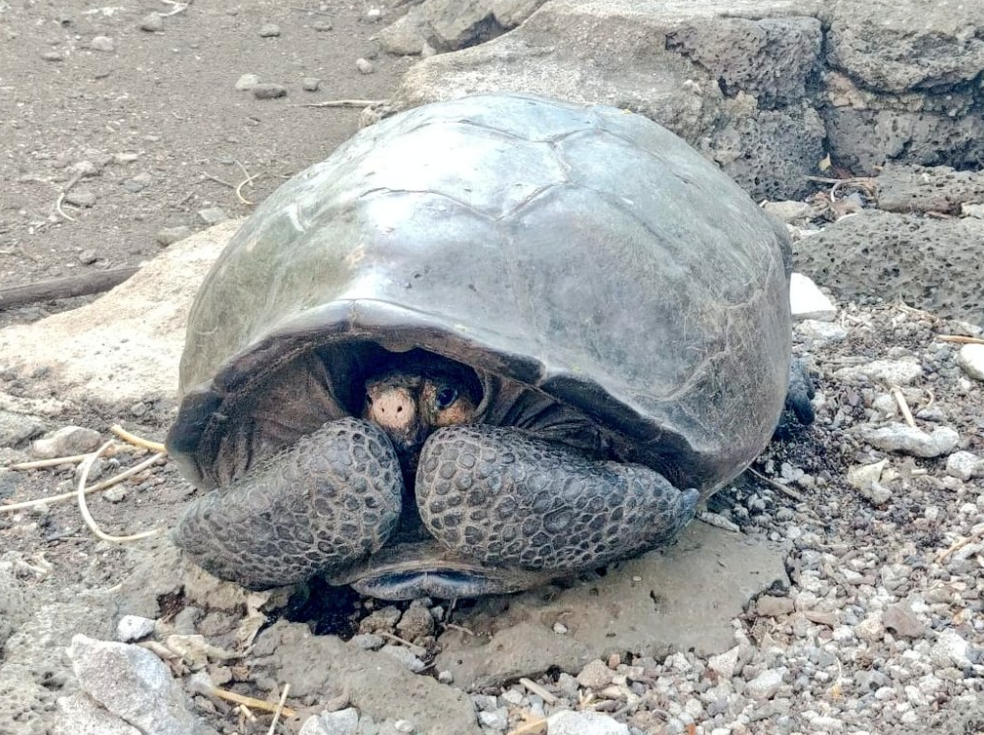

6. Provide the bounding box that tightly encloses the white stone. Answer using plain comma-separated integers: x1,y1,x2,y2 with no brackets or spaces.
764,200,814,222
834,357,923,386
53,692,141,735
790,273,837,321
956,344,984,381
859,424,959,458
930,630,971,669
576,659,613,689
946,451,984,480
547,710,629,735
707,646,741,680
116,615,156,643
847,460,887,490
31,426,102,459
745,668,786,700
235,73,261,90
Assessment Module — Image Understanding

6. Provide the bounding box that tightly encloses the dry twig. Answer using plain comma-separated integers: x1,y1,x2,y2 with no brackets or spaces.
746,467,804,502
293,99,387,108
937,334,984,345
890,386,916,428
266,684,291,735
111,423,167,453
519,677,557,705
77,441,163,543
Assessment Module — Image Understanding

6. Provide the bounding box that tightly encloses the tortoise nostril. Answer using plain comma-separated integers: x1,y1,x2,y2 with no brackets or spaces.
397,406,403,413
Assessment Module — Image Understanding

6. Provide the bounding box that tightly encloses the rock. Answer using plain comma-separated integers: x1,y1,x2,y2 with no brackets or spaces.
859,424,959,458
350,633,384,650
356,58,375,74
102,487,127,503
251,621,480,735
379,14,428,56
32,426,101,459
300,708,360,735
478,708,508,732
312,20,333,32
78,249,99,265
117,615,156,643
253,83,288,99
796,319,848,344
42,50,66,61
235,73,260,91
395,601,434,641
883,603,927,639
756,595,794,617
379,644,426,673
359,606,402,633
197,208,228,226
0,410,46,448
53,692,141,735
547,710,629,735
745,668,786,700
876,164,984,215
66,635,213,735
707,646,741,680
302,77,321,92
823,1,984,173
855,614,886,642
763,200,814,223
155,226,193,247
789,273,836,322
438,522,787,685
946,451,984,481
393,0,825,200
0,221,236,403
793,212,984,324
121,172,152,193
90,36,115,52
956,344,984,380
847,460,888,491
65,190,97,208
834,357,924,386
964,203,984,219
576,659,613,689
930,630,971,669
138,13,164,32
258,23,281,37
436,622,591,690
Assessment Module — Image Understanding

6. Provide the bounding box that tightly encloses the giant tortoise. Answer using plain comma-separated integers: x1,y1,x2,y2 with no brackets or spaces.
166,93,812,600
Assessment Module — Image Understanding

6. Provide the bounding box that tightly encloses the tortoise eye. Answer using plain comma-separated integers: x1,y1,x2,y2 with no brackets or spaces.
435,386,458,410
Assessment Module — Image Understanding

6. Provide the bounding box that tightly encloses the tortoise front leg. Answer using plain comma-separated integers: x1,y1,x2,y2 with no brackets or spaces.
415,425,699,572
173,418,403,590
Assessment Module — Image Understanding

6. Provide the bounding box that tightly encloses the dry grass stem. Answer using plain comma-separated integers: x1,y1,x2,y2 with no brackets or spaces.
10,454,91,470
204,685,298,718
235,172,262,205
110,424,167,453
266,684,291,735
77,441,163,543
890,386,916,428
747,467,805,502
203,172,237,188
937,334,984,345
937,524,984,564
294,99,387,108
519,677,557,705
1,451,165,514
505,716,548,735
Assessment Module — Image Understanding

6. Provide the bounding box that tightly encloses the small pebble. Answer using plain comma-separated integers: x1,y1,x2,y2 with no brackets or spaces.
349,633,384,650
121,172,152,193
156,225,193,247
198,207,228,225
956,344,984,381
312,20,333,31
355,58,374,74
365,8,383,22
258,23,281,37
102,487,127,503
547,710,629,735
32,426,101,459
117,615,156,642
65,189,97,208
302,77,322,92
77,249,99,265
138,12,164,32
42,50,66,62
253,83,288,99
379,644,425,673
90,36,116,52
235,73,261,91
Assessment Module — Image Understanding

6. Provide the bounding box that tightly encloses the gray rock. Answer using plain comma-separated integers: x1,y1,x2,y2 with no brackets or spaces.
78,249,99,265
253,83,288,99
394,0,826,200
793,211,984,325
378,644,426,673
138,13,164,32
707,646,741,680
67,635,213,735
121,172,152,193
300,708,360,735
930,630,971,669
833,357,924,386
859,424,959,458
435,621,590,690
251,621,480,735
156,226,193,247
0,410,46,448
796,319,848,344
90,36,115,52
395,601,434,641
32,426,101,459
197,208,228,226
116,615,156,643
101,487,127,503
258,23,281,37
756,595,794,617
350,633,384,650
883,603,927,639
876,164,984,215
53,692,141,735
576,659,613,689
42,50,66,61
235,73,261,91
65,190,97,208
356,58,375,74
956,344,984,381
478,708,508,733
745,667,786,700
302,77,322,92
763,200,814,223
547,711,629,735
964,203,984,219
437,522,787,686
946,451,984,481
